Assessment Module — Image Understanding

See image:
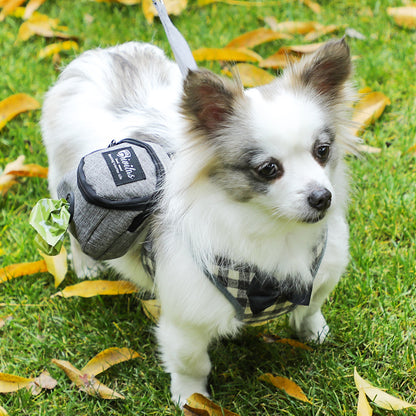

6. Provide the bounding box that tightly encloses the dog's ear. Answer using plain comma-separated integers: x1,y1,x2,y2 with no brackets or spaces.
295,38,351,100
181,69,242,135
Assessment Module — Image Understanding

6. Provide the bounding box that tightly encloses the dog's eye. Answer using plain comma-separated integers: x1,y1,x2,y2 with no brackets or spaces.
314,144,330,163
255,160,283,180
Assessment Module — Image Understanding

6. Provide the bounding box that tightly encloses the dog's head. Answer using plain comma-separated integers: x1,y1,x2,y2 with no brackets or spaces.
180,39,356,224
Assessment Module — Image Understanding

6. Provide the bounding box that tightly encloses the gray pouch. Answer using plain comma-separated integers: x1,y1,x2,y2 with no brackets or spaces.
57,138,170,260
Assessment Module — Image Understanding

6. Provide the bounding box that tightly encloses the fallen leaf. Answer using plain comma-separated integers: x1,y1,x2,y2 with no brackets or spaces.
28,370,57,395
407,144,416,154
183,405,210,416
259,373,311,403
223,63,274,87
38,40,79,59
261,334,313,351
0,405,8,416
141,299,161,322
264,19,318,34
280,42,324,54
23,0,46,19
357,389,373,416
259,50,299,69
81,347,141,377
52,358,125,399
0,260,47,283
198,0,274,5
39,246,68,287
387,6,416,29
0,315,13,329
17,12,72,41
357,144,381,154
226,28,292,49
186,393,240,416
304,24,338,42
51,280,139,298
354,368,416,411
0,93,40,131
301,0,321,14
7,163,48,178
0,0,25,21
192,47,262,63
0,373,33,393
351,89,391,136
142,0,187,24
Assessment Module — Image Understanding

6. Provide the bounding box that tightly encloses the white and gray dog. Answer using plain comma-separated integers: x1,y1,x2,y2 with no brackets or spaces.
41,38,357,405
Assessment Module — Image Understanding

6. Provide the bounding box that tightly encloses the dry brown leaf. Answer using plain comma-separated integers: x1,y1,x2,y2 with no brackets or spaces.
52,358,125,399
224,63,274,87
28,370,57,395
0,405,8,416
40,246,68,288
38,40,79,59
142,0,187,24
0,0,25,21
387,6,416,29
186,393,240,416
357,389,373,416
351,89,391,136
259,373,311,403
0,260,47,283
23,0,46,19
183,405,210,416
51,280,139,298
141,299,161,322
226,28,292,49
354,368,416,411
193,47,262,63
81,347,141,377
0,93,40,130
0,314,13,328
17,13,72,41
0,373,33,393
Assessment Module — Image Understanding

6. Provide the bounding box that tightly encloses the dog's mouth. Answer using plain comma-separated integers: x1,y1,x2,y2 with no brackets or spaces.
301,210,328,224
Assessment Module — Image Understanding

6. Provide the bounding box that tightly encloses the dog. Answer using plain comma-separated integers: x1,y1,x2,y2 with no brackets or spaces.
41,38,357,405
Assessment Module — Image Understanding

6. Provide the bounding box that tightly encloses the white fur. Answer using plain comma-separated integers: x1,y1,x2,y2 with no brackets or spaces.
41,41,353,406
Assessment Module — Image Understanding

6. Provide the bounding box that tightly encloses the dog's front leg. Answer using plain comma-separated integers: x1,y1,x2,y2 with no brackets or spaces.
156,315,212,406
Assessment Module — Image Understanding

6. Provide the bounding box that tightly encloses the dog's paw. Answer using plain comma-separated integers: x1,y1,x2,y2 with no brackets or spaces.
290,310,329,344
68,251,103,279
171,373,209,408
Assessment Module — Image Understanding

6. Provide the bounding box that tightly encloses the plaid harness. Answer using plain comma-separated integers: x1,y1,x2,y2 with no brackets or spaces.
142,231,327,325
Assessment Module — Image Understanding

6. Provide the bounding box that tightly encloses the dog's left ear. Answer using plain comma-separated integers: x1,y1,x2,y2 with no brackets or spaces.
296,38,351,100
181,69,243,136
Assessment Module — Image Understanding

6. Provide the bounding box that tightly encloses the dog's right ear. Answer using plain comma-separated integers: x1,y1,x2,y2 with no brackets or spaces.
181,69,242,136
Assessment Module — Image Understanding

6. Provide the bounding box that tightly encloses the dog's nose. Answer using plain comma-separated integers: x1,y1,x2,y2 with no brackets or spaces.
308,188,332,211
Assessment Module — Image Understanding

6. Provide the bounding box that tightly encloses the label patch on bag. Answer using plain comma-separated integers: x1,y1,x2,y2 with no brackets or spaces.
102,146,146,186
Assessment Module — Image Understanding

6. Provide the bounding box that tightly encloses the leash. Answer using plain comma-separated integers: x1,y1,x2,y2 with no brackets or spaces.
152,0,198,77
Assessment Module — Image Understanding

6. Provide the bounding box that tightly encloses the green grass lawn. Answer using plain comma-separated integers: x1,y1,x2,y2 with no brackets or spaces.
1,0,416,415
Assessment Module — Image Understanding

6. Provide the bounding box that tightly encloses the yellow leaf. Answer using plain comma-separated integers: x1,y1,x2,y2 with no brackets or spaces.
357,389,373,416
387,6,416,29
304,24,338,42
259,50,299,69
354,368,416,411
261,334,313,351
38,40,79,59
51,280,139,298
52,358,125,399
0,155,24,195
226,28,292,49
39,246,68,288
223,63,274,87
264,19,319,35
198,0,275,5
259,373,311,403
23,0,46,19
0,260,47,283
186,393,240,416
351,90,391,136
0,0,25,21
301,0,321,14
17,13,71,41
81,347,141,377
0,373,33,393
7,163,48,178
0,93,40,130
141,299,161,322
0,405,9,416
407,143,416,154
192,47,262,63
142,0,187,24
280,42,324,54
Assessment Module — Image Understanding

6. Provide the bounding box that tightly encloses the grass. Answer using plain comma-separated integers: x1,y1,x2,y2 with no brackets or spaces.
1,0,416,415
